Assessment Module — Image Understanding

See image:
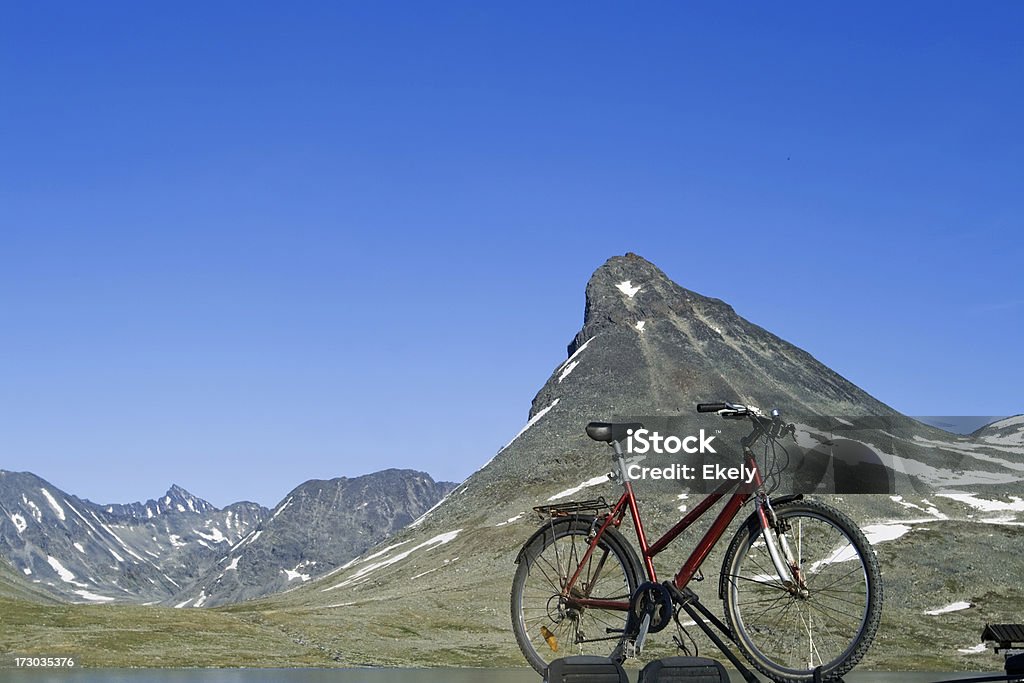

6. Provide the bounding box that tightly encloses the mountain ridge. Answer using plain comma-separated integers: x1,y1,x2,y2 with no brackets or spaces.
165,468,456,607
0,466,455,607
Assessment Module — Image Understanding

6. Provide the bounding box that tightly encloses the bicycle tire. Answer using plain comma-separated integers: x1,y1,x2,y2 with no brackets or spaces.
511,516,644,675
720,498,882,683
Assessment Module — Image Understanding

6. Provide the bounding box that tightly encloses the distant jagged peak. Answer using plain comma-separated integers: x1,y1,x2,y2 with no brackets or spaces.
158,484,216,514
99,483,219,519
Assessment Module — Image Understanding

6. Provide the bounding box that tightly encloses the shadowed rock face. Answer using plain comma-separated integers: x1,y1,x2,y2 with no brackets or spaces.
165,469,456,607
260,253,1023,670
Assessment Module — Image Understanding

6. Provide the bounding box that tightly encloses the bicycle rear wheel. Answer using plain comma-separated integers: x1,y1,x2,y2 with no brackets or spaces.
721,498,882,683
511,517,643,675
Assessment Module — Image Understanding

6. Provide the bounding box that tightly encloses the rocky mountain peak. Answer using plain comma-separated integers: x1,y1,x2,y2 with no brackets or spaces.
157,484,215,515
570,253,734,356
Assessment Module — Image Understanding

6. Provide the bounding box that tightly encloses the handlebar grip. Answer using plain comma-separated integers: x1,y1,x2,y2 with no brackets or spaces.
696,403,728,413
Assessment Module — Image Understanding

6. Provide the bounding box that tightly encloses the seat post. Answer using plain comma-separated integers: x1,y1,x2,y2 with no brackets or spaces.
610,440,631,482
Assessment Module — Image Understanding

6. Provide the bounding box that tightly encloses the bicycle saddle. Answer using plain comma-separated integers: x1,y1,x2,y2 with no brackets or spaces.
586,421,644,443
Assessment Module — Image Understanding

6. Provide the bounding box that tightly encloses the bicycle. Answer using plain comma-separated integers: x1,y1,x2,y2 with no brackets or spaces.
510,402,882,683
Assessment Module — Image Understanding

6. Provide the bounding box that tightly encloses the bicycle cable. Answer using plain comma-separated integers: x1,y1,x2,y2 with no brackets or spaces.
671,605,699,658
759,430,791,498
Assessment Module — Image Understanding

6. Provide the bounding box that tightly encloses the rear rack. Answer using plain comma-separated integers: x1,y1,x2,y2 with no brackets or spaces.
533,497,610,518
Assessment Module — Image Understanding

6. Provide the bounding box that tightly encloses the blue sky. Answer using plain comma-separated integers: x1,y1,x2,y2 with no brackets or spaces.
2,3,1022,507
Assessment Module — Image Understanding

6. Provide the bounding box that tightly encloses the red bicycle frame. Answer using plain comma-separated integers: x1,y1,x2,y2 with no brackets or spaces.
564,451,765,612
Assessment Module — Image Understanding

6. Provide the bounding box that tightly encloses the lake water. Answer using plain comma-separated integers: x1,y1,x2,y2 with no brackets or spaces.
0,669,1004,683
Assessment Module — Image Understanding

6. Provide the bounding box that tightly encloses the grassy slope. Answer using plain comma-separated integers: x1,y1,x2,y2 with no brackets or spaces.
0,598,338,667
0,558,333,668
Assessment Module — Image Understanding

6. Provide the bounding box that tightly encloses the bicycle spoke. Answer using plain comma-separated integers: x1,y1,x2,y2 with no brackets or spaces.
758,598,798,655
730,572,789,591
746,591,795,625
812,564,866,594
812,590,868,610
803,596,864,626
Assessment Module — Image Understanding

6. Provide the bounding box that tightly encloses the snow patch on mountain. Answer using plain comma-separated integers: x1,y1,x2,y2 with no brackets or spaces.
558,361,580,382
324,530,461,591
890,496,946,519
548,474,611,501
615,280,641,298
23,496,42,522
808,522,912,574
936,493,1024,513
270,497,293,522
74,590,114,602
558,336,594,374
39,489,65,521
863,523,913,544
498,398,561,454
926,601,971,615
283,568,310,582
495,513,524,527
194,527,228,544
47,556,88,587
958,644,988,655
10,514,27,533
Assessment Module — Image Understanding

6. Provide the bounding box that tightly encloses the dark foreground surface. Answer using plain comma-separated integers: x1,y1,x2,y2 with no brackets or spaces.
0,669,1011,683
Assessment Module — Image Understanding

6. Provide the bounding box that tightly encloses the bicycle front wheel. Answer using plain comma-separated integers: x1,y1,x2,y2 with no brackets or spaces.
511,516,643,675
721,498,882,683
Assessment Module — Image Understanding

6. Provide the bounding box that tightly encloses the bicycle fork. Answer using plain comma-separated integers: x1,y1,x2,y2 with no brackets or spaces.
756,496,808,597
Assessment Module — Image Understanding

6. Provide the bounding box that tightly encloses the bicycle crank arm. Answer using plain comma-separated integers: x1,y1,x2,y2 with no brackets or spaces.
634,612,652,652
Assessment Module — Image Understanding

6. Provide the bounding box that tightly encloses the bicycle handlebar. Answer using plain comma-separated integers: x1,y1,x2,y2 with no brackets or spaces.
696,401,757,418
697,401,796,441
